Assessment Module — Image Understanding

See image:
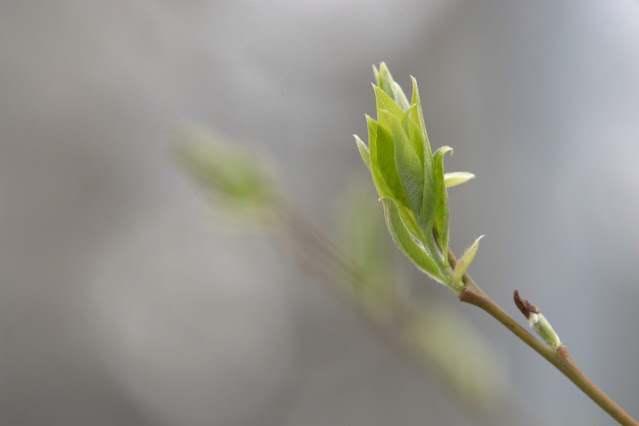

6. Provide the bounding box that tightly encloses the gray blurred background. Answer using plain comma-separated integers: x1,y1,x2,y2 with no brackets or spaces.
2,1,639,425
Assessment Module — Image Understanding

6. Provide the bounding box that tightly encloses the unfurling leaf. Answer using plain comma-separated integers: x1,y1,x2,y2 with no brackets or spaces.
381,197,445,284
432,146,453,255
453,235,484,286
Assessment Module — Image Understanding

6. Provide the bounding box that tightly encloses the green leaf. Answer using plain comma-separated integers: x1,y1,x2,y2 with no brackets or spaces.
397,204,425,243
381,197,445,283
376,62,410,110
366,115,392,199
375,110,408,206
453,235,484,286
354,135,371,171
444,172,475,188
419,152,437,245
366,114,378,144
390,114,423,215
402,106,425,166
376,63,393,97
409,76,432,157
373,85,405,128
391,81,411,111
432,146,453,255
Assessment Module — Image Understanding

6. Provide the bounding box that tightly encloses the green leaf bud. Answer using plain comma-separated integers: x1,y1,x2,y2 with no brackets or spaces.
354,63,479,291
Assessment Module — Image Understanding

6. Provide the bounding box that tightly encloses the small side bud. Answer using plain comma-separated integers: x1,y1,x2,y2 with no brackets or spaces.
513,290,562,350
531,313,562,350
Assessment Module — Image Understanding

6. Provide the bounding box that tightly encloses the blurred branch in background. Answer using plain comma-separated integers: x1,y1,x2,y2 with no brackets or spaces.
175,126,523,424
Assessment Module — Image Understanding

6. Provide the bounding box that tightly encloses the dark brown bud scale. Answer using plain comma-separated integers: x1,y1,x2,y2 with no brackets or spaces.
513,289,540,319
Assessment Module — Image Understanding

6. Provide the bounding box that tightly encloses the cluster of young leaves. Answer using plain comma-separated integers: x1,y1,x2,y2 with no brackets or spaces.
354,63,481,293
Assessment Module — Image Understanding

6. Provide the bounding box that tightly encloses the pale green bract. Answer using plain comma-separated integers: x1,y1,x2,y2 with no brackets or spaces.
354,63,481,292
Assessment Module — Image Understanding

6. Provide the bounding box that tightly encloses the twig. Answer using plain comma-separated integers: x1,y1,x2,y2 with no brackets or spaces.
447,248,639,426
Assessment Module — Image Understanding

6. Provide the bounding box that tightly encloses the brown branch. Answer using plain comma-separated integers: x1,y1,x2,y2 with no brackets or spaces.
448,248,639,426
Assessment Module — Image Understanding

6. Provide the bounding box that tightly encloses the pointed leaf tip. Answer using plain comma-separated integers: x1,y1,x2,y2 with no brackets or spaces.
391,81,411,111
373,86,405,125
453,235,484,286
436,146,453,156
354,135,371,171
444,172,475,188
374,63,410,111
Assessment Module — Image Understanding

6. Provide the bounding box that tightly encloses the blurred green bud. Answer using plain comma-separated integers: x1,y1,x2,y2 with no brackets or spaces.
406,303,508,408
354,63,480,292
337,180,398,318
175,126,277,221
